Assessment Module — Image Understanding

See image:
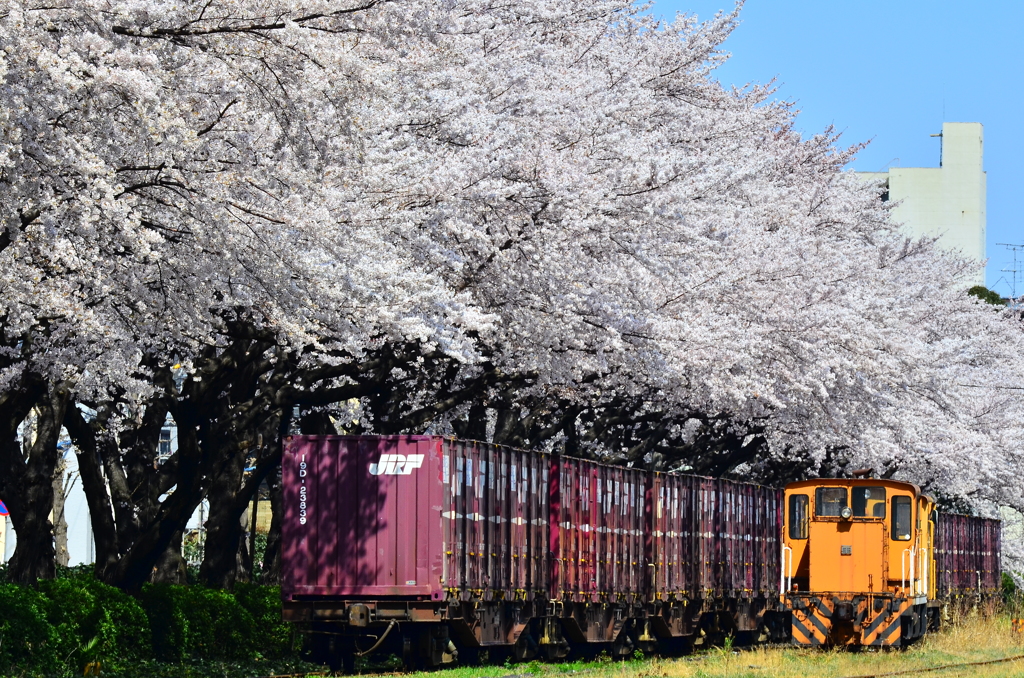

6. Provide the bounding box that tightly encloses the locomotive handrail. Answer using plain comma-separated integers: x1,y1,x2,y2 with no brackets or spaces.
913,544,921,594
901,549,907,591
781,545,793,595
918,548,928,597
902,548,916,593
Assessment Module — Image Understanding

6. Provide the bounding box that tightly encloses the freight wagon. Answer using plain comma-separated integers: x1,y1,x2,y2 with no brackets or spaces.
280,435,1001,669
935,512,1001,604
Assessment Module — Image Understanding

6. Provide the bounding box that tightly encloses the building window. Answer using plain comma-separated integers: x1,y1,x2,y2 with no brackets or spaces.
159,429,172,457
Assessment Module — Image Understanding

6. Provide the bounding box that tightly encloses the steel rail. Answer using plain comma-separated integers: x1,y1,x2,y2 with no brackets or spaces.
840,652,1024,678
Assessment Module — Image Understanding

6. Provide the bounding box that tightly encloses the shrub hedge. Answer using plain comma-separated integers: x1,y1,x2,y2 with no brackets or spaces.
0,569,298,677
0,583,59,676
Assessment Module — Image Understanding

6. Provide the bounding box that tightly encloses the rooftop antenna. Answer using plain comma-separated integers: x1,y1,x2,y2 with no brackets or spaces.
997,243,1024,305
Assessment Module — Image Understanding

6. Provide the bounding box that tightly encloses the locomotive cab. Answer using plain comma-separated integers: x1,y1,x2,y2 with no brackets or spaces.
782,478,936,647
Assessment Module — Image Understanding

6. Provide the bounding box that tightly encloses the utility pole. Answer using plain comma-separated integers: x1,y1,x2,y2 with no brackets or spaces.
997,243,1023,305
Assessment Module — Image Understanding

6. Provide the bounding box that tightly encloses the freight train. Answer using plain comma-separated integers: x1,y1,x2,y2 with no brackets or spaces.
281,435,1001,670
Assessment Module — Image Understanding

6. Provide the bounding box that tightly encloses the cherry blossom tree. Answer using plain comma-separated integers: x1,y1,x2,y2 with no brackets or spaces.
3,0,1022,585
369,0,1024,517
0,0,482,584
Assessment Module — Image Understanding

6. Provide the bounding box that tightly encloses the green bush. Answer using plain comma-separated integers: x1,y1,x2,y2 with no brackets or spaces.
0,573,292,674
232,583,292,659
139,584,260,662
36,577,92,664
38,574,152,668
0,583,59,676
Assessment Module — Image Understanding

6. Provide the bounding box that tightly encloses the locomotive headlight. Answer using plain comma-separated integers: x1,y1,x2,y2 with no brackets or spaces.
840,506,853,520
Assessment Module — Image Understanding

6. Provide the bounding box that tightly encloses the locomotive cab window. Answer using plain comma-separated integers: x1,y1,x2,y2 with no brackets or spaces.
815,487,848,517
892,496,912,540
789,494,809,539
853,486,886,518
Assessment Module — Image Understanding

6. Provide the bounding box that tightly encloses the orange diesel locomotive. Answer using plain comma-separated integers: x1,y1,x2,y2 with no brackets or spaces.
781,476,939,647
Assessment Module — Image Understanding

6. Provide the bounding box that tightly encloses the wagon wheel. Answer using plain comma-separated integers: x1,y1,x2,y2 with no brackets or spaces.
402,632,420,671
459,647,482,666
340,637,357,674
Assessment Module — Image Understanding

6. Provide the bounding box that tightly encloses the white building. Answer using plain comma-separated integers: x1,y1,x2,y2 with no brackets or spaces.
857,122,987,285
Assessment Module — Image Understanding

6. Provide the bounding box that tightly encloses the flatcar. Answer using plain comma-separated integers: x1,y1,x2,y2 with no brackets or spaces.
280,435,1000,669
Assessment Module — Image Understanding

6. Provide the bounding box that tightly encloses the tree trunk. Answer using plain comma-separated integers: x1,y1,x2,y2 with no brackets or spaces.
52,454,69,568
4,384,69,583
199,449,249,589
452,403,488,441
109,403,211,592
260,463,284,585
63,407,122,581
199,436,282,589
150,529,187,584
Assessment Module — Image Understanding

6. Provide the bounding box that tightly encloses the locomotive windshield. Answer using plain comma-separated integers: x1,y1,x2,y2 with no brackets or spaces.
852,486,886,518
815,487,848,517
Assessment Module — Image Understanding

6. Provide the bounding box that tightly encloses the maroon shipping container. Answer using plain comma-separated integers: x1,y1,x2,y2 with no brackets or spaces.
647,472,698,598
648,474,781,601
281,435,549,603
549,457,646,602
709,478,781,598
445,439,550,599
935,512,1001,598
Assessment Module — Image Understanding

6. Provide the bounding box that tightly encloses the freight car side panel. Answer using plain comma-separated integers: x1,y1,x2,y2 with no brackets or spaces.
647,473,697,598
550,457,646,602
935,512,1001,598
281,435,446,601
443,441,550,599
648,474,781,600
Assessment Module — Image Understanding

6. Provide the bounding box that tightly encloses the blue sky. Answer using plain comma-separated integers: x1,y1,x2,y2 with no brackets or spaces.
650,1,1023,297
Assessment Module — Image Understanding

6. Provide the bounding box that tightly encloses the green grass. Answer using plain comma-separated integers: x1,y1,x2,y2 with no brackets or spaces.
395,614,1024,678
91,613,1024,678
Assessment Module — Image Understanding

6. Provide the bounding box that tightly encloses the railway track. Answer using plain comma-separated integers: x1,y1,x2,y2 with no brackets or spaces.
839,652,1024,677
256,648,1024,678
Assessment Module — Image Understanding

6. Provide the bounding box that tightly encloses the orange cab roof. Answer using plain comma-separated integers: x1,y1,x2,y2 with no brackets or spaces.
784,477,925,499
